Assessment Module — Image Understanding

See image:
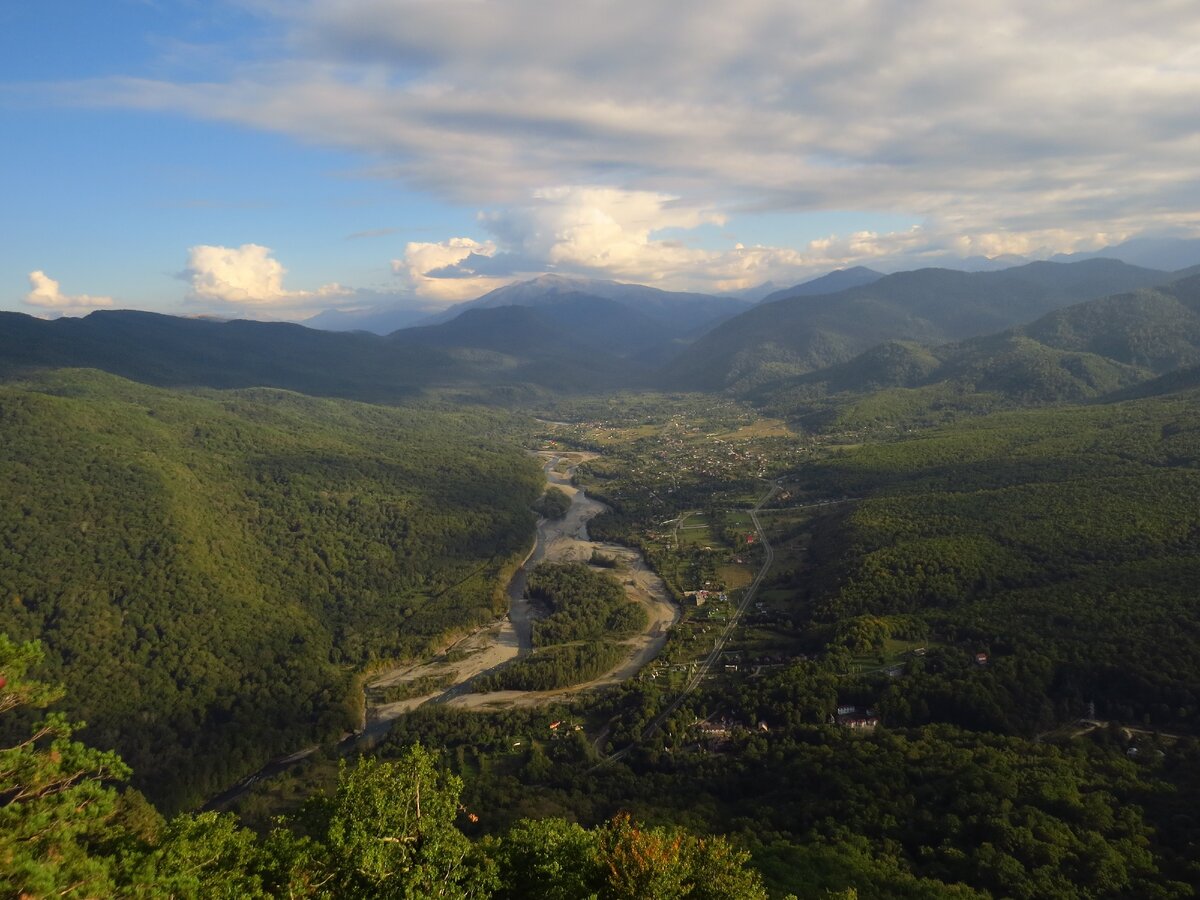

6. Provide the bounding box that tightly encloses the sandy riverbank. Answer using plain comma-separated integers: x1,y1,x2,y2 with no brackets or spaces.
364,450,678,726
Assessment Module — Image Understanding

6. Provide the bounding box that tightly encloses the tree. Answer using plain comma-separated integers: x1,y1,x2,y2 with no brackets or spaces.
596,814,767,900
0,635,138,898
491,818,602,899
534,488,572,520
0,634,280,899
312,745,496,899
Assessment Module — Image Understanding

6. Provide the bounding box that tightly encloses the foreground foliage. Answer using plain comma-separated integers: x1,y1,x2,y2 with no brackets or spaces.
0,637,771,898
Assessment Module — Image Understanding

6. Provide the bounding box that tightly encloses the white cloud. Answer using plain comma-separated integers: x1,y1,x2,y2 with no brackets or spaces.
184,243,350,316
391,237,510,303
43,0,1200,278
396,186,935,297
24,271,114,317
487,187,723,273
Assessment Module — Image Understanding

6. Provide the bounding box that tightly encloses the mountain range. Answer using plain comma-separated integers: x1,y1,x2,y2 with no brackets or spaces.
753,273,1200,429
304,273,751,337
6,258,1200,412
659,258,1189,392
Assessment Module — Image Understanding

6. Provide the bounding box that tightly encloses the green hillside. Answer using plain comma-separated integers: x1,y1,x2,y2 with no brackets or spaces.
0,369,542,809
755,275,1200,431
800,387,1200,733
0,305,640,402
661,259,1177,392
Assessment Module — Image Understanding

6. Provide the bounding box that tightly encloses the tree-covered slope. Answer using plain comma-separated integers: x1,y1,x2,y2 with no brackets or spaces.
0,305,641,401
0,369,542,809
754,274,1200,431
1023,274,1200,370
1,639,774,898
660,259,1176,392
800,387,1200,734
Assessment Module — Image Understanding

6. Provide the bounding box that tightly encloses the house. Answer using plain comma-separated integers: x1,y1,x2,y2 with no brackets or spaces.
975,653,989,666
837,713,880,731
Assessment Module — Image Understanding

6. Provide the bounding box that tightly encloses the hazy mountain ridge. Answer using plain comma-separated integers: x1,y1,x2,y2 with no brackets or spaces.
660,258,1184,393
1051,235,1200,271
390,301,654,389
754,273,1200,429
303,305,429,334
0,303,641,400
419,273,749,334
759,265,884,303
5,261,1199,411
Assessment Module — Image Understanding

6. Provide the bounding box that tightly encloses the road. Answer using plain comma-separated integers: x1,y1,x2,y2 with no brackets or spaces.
598,479,779,766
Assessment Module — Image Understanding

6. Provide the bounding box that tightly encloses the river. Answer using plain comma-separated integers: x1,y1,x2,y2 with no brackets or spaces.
206,449,677,809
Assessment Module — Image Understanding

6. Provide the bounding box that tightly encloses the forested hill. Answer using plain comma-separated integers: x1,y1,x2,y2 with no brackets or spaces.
0,305,641,401
758,265,884,303
0,368,543,809
798,383,1200,734
0,310,428,401
659,258,1181,392
746,273,1200,430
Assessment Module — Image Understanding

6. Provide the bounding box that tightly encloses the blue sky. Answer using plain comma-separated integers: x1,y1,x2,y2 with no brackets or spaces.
3,1,1199,319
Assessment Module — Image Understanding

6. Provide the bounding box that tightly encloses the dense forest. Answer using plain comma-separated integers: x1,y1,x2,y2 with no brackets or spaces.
0,638,776,899
370,677,1199,898
797,388,1200,733
472,642,627,692
0,369,543,809
528,562,648,646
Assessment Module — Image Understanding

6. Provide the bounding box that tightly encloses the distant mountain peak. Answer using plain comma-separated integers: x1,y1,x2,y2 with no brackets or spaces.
416,273,749,338
761,266,885,304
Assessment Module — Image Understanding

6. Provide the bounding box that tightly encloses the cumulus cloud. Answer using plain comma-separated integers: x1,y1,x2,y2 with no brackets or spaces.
391,237,512,302
47,0,1200,276
184,243,350,316
24,271,114,317
396,186,935,298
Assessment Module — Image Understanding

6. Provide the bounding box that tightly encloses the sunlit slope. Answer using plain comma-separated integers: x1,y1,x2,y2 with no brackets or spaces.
756,274,1200,429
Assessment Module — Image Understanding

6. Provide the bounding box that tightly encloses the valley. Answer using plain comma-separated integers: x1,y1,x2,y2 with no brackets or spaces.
6,261,1200,898
13,6,1200,896
362,450,678,727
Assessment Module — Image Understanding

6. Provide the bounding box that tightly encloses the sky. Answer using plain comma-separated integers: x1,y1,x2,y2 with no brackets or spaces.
3,0,1200,320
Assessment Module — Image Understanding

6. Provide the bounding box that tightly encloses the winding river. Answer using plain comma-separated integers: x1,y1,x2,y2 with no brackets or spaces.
207,450,677,809
364,450,678,721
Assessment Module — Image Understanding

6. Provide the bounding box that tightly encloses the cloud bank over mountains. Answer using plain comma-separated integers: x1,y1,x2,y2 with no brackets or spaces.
24,271,113,317
22,0,1200,305
183,244,350,316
